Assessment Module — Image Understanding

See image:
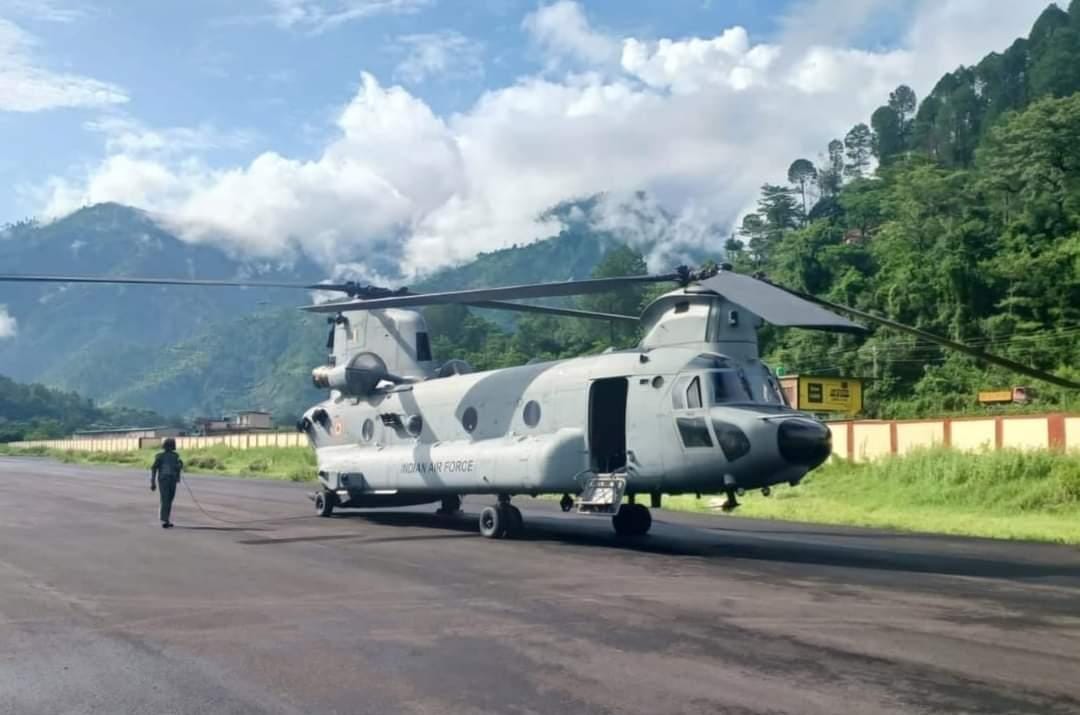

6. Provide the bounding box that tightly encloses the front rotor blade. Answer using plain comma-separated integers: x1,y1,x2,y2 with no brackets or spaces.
302,273,679,313
776,284,1080,390
466,300,638,323
698,272,865,333
0,274,315,289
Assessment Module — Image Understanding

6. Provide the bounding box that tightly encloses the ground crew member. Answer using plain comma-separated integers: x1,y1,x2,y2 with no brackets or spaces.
150,438,183,528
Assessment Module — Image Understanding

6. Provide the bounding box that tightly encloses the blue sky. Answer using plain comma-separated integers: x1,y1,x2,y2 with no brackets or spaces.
0,0,1049,276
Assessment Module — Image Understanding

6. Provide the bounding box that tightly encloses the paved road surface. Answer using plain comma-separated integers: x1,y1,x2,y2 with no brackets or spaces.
2,457,1079,715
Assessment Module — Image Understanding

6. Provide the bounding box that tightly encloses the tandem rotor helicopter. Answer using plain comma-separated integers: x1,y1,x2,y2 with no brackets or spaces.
2,264,1077,538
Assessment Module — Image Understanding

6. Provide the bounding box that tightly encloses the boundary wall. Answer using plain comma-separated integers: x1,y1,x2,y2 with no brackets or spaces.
10,432,307,452
9,416,1079,461
827,414,1080,463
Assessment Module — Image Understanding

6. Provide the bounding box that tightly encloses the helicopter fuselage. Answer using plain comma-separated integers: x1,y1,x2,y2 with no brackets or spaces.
302,343,831,509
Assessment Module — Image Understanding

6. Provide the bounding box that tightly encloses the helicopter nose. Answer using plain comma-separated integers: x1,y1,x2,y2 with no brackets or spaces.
777,418,831,468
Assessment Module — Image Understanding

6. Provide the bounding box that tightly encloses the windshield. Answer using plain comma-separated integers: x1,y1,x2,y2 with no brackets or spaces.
708,370,752,404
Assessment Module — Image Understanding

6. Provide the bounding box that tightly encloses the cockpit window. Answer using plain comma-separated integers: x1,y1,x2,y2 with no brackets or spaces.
686,376,703,409
763,374,785,404
416,332,432,362
676,417,713,448
708,370,752,404
687,354,732,370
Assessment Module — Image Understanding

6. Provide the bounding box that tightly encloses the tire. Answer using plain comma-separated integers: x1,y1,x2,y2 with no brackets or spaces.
479,505,505,538
613,504,650,537
630,503,652,535
314,491,334,517
503,504,524,538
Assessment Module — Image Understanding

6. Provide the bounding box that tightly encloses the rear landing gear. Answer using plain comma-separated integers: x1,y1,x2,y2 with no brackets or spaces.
478,500,523,539
436,495,462,516
612,503,651,537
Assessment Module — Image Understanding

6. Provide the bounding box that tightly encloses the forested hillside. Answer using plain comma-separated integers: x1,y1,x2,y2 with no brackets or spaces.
732,2,1080,416
0,375,169,441
432,3,1080,417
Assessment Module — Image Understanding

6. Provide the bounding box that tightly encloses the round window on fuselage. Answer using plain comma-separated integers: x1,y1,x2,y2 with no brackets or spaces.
523,400,541,427
461,406,478,433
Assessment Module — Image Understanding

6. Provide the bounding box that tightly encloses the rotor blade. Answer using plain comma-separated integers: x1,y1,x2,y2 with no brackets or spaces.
466,300,638,323
698,272,866,333
302,273,680,313
773,283,1080,391
0,273,314,289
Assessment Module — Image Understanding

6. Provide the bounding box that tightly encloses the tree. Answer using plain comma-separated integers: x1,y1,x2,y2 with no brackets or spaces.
758,184,801,231
817,139,845,197
844,123,874,179
871,106,904,164
888,85,917,124
787,158,818,221
886,84,917,150
579,245,649,345
738,213,770,265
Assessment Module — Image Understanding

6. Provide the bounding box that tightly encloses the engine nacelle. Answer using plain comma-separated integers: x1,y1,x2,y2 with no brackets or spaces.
312,352,396,396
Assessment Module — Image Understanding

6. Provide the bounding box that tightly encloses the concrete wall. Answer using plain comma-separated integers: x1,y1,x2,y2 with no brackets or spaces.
10,414,1080,459
1066,417,1080,452
828,413,1078,462
10,433,307,453
951,420,996,453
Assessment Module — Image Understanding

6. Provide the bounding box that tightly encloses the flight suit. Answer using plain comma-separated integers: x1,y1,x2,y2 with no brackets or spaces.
151,450,184,526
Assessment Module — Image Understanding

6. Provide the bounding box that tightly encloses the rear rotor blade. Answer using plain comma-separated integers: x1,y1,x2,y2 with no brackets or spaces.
302,273,680,313
774,283,1080,390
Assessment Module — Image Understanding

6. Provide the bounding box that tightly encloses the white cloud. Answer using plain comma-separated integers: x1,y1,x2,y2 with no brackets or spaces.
0,305,16,338
0,0,87,23
523,0,619,67
35,0,1049,277
84,116,257,156
393,31,484,84
0,17,127,112
264,0,432,33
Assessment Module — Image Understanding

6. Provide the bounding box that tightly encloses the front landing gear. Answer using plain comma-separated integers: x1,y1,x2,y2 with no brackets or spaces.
612,503,651,537
314,490,334,517
478,500,523,539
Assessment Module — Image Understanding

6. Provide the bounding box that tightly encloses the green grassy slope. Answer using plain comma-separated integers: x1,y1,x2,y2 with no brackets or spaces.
670,448,1080,544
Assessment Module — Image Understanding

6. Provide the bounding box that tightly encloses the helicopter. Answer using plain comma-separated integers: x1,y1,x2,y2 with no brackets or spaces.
2,263,1077,539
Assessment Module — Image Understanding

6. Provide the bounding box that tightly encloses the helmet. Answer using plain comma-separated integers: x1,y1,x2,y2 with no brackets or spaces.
162,437,176,451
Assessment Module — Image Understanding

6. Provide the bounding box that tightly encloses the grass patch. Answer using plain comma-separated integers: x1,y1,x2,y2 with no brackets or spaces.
667,448,1080,545
0,443,317,482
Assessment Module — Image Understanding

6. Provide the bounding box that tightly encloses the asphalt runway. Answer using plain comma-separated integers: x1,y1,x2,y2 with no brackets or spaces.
2,457,1079,715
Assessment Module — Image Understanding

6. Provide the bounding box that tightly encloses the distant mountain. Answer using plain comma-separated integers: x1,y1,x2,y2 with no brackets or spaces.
0,200,660,420
0,203,325,388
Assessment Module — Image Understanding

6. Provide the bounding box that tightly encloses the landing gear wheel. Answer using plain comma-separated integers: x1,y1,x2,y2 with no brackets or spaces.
613,503,651,537
479,503,522,539
504,504,524,538
479,505,505,538
559,493,574,512
630,503,651,535
314,491,334,517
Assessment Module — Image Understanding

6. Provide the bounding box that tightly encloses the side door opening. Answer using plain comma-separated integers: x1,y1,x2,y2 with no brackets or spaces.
589,377,628,474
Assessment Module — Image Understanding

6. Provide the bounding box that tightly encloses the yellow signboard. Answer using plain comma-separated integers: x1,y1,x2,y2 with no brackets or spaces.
978,390,1013,404
795,376,863,413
